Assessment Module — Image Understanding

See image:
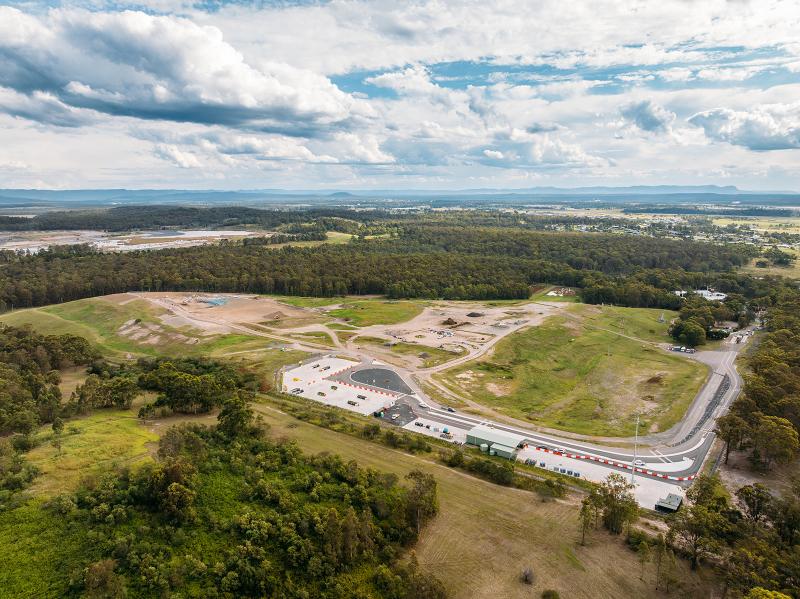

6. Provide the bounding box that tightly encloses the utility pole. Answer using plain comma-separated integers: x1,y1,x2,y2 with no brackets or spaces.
631,413,640,485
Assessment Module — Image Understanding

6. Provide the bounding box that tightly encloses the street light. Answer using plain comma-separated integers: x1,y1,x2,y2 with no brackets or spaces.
631,413,640,485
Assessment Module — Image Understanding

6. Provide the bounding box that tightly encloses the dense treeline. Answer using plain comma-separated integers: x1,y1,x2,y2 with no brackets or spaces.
389,226,753,274
53,406,444,598
0,227,761,309
664,474,800,597
716,287,800,469
0,206,380,232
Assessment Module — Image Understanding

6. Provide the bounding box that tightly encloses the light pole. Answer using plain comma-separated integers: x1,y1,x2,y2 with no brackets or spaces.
631,413,640,485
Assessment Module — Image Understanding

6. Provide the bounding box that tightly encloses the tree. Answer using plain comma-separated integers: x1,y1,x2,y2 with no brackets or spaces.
652,533,667,590
744,588,792,599
83,559,126,599
217,391,255,439
674,319,707,347
669,504,724,569
735,484,773,532
753,415,799,468
715,413,749,464
598,474,638,535
405,470,438,536
637,541,651,580
579,496,593,545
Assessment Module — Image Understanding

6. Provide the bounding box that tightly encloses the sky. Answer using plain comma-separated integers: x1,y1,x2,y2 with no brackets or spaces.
1,0,799,191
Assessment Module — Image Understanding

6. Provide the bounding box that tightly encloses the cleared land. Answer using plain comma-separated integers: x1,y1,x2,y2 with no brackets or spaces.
354,335,465,368
0,296,309,389
436,304,708,437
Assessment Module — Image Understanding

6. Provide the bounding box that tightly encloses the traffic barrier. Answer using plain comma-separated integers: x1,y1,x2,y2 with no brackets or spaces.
532,447,695,482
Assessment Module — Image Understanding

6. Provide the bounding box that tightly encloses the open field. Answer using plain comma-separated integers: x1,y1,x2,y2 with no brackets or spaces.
712,215,800,234
326,299,424,326
436,304,708,437
25,403,158,497
740,248,800,279
0,398,713,599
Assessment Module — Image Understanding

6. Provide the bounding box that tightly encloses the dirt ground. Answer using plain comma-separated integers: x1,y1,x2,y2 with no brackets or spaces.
127,292,319,333
352,301,562,352
718,449,800,499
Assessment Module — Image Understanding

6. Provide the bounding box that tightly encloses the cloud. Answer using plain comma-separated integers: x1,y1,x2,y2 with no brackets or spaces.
153,144,202,168
0,87,95,127
619,100,675,133
0,7,364,135
483,149,504,160
689,104,800,151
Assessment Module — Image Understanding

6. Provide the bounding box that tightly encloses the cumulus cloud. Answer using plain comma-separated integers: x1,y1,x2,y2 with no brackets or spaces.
483,149,504,160
0,87,96,127
0,7,364,135
619,100,675,133
689,104,800,150
153,144,202,168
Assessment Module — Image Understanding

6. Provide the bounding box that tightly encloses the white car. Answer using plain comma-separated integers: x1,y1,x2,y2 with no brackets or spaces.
634,459,645,467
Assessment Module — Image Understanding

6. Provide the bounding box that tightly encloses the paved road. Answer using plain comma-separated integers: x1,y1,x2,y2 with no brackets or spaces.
333,332,749,486
137,292,748,488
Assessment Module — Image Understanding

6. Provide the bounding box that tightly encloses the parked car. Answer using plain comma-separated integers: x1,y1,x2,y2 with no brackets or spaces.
347,400,358,406
357,394,366,400
391,414,399,420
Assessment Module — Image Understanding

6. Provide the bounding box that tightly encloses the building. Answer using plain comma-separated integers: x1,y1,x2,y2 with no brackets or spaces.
466,424,527,459
655,493,683,513
673,289,728,302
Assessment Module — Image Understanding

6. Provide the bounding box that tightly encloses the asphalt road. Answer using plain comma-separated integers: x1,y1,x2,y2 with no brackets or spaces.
333,333,749,485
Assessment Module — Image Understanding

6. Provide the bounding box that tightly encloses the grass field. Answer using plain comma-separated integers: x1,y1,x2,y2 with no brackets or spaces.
327,299,423,327
436,304,708,437
25,405,158,497
740,249,800,279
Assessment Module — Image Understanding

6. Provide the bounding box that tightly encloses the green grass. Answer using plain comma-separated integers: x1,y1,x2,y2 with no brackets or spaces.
288,331,337,347
436,304,708,437
26,407,158,497
327,300,423,327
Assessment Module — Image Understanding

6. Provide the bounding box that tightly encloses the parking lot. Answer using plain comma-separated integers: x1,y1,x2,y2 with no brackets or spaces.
283,357,397,416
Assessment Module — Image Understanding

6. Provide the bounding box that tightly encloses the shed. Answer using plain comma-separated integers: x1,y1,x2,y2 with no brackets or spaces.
655,493,683,513
489,443,519,460
466,424,526,454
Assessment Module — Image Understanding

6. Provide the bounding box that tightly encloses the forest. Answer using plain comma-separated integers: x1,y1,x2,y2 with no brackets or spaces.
715,287,800,469
0,226,762,310
6,400,445,597
0,206,378,232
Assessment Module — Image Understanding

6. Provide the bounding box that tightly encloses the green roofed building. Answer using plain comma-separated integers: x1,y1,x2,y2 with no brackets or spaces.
655,493,683,513
466,424,526,460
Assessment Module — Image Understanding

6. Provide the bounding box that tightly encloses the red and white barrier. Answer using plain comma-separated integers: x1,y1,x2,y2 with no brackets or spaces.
533,447,696,482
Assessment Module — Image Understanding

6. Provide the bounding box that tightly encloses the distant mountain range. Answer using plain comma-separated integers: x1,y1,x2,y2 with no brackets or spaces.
0,185,798,209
